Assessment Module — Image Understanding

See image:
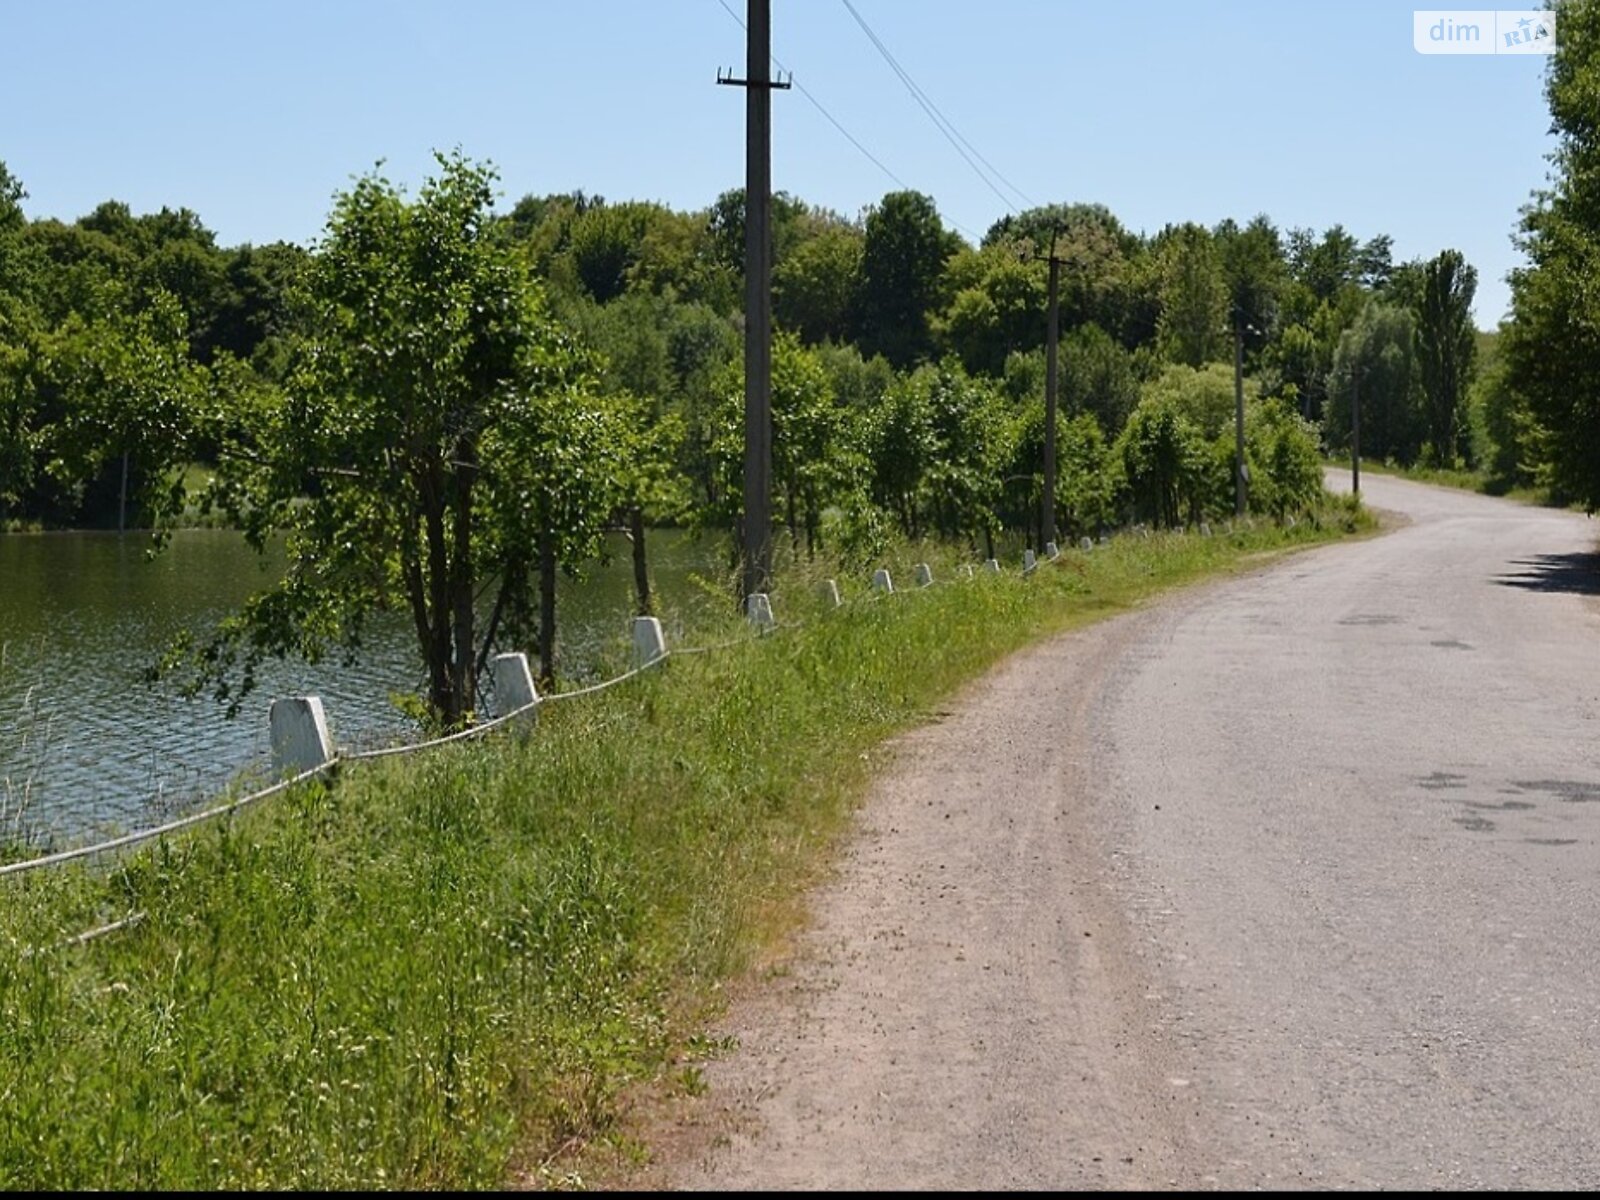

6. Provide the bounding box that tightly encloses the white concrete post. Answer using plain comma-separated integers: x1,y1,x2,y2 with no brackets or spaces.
961,564,975,578
1023,549,1037,572
984,558,1001,573
746,592,776,629
1045,541,1059,559
1098,535,1109,547
630,617,667,668
270,696,334,775
872,568,894,594
819,578,842,609
1079,537,1094,552
491,652,540,715
914,562,934,588
1200,521,1212,537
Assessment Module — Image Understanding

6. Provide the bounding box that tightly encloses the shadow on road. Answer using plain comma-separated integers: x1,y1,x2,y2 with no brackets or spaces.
1495,553,1600,596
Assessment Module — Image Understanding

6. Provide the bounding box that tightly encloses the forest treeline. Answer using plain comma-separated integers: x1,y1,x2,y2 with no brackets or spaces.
2,157,1497,540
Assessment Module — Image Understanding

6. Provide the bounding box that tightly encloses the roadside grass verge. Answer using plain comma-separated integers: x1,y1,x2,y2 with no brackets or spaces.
1327,457,1576,510
0,497,1372,1189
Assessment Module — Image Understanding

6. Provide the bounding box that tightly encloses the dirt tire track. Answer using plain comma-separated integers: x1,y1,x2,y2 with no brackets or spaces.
654,594,1236,1190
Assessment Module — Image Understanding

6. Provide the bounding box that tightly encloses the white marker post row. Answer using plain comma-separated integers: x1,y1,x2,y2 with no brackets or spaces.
10,546,1096,881
267,547,1066,772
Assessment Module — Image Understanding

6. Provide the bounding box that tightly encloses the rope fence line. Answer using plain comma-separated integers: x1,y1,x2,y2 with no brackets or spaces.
0,761,339,880
0,541,1109,886
341,693,545,763
538,654,670,704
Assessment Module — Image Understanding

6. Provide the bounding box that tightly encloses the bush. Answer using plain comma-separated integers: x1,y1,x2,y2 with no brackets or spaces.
1249,398,1324,517
1115,397,1207,527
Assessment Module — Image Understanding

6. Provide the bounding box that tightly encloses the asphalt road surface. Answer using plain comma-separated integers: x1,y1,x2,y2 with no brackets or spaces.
664,473,1600,1190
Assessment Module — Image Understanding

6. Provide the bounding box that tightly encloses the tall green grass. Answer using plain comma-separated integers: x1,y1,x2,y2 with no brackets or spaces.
0,500,1371,1189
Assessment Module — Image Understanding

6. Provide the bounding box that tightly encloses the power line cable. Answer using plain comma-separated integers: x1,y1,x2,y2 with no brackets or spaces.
837,0,1036,215
714,0,908,191
711,0,982,243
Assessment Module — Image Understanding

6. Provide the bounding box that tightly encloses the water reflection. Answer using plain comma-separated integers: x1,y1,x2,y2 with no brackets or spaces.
0,528,726,848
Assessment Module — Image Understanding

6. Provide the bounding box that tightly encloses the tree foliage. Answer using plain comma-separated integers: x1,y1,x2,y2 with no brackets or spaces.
169,154,624,723
1326,301,1424,464
857,190,960,367
1504,0,1600,506
1155,223,1227,367
1415,249,1477,465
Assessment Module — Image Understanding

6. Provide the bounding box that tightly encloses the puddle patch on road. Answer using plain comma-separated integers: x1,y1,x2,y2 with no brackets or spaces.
1418,772,1469,790
1453,815,1496,832
1526,837,1579,847
1430,638,1474,651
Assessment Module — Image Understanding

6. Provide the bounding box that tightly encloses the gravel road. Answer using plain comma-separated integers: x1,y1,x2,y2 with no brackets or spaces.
663,473,1600,1190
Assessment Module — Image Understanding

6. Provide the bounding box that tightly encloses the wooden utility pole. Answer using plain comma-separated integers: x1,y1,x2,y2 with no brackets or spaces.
718,0,789,601
1042,232,1062,549
1233,324,1247,518
1352,368,1362,497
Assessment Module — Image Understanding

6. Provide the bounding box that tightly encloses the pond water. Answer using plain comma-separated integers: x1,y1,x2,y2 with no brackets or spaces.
0,528,728,850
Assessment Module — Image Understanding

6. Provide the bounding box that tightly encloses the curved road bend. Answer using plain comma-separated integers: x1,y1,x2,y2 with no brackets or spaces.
665,472,1600,1190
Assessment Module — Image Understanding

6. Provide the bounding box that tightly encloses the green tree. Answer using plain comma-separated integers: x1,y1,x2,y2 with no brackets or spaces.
1216,214,1285,357
140,236,228,358
1326,301,1424,464
708,332,856,556
211,241,309,373
857,190,961,367
172,154,621,724
1140,362,1251,441
0,161,24,235
866,369,937,537
705,187,811,276
1061,323,1139,436
564,201,655,303
1247,398,1323,518
936,244,1046,376
985,203,1140,338
1470,333,1541,489
0,302,41,520
1287,225,1363,303
816,341,893,412
1414,249,1477,464
1155,223,1227,367
1006,401,1117,540
775,224,863,343
0,287,208,527
1116,395,1207,528
1504,0,1600,507
876,361,1010,547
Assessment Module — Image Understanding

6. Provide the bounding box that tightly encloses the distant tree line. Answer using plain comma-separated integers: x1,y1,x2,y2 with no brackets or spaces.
0,140,1501,723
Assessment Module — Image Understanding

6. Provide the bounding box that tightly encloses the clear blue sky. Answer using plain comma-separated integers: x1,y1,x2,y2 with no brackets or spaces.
1,1,1557,327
